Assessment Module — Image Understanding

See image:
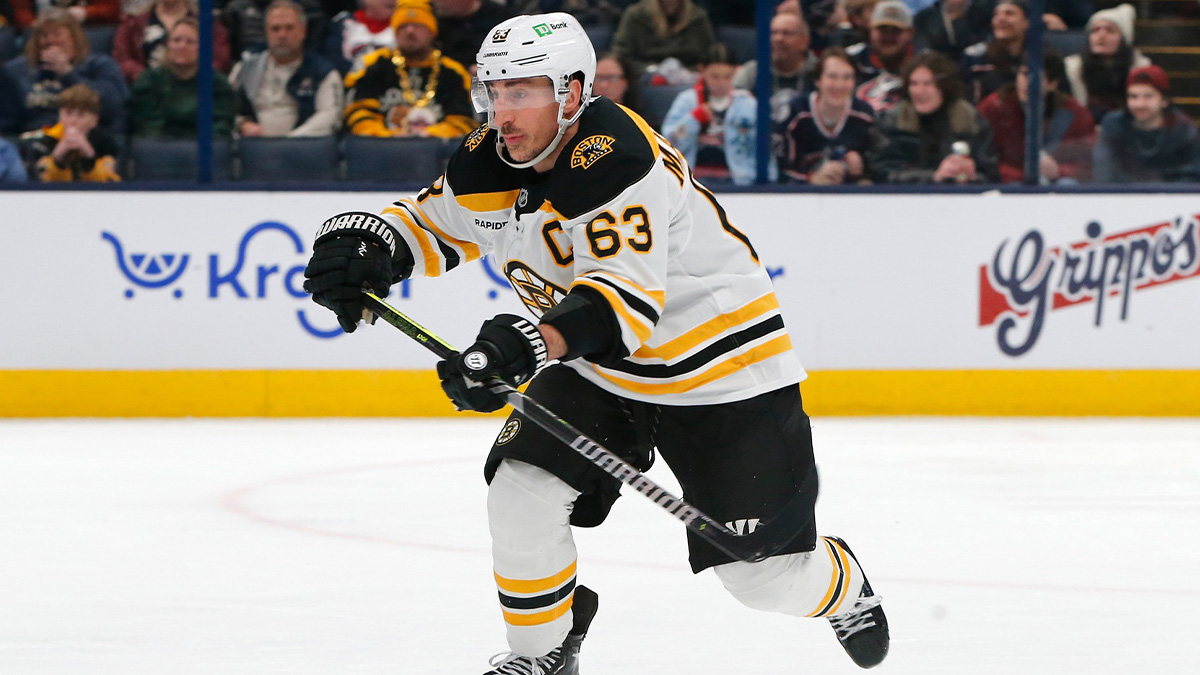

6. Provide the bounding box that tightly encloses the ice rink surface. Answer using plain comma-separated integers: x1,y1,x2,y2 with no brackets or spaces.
1,416,1197,674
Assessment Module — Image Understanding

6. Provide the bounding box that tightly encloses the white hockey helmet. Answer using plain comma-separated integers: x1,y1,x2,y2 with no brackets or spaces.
474,13,597,168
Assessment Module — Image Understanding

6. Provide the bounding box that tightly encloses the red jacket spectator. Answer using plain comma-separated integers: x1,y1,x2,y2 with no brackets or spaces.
113,3,231,84
977,85,1094,183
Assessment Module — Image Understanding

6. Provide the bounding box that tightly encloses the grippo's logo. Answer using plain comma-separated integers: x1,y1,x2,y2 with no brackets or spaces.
570,134,615,170
980,215,1199,356
102,221,346,339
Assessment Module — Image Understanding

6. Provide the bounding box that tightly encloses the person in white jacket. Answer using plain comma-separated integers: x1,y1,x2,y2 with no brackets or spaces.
1063,3,1151,124
661,42,776,184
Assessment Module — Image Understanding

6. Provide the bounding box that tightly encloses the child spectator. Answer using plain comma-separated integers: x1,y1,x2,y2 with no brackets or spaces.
18,83,120,182
113,0,232,85
661,43,774,185
324,0,397,74
1063,4,1150,126
872,50,999,183
0,135,27,182
977,52,1095,183
229,0,343,137
612,0,715,83
846,0,914,113
1093,66,1200,183
343,0,474,138
776,47,876,184
130,18,236,138
4,9,128,133
961,0,1028,103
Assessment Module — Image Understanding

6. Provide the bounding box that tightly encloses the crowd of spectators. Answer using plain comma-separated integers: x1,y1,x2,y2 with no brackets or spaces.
0,0,1197,184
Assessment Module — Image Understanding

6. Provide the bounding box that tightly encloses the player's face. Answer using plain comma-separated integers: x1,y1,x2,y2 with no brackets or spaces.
1126,83,1166,128
486,77,562,163
816,56,856,103
1088,20,1122,56
907,66,943,115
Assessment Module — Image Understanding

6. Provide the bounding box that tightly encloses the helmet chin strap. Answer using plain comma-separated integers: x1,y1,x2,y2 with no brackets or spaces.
495,93,590,170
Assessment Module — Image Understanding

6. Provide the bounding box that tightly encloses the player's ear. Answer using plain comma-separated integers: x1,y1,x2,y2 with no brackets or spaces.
566,77,583,115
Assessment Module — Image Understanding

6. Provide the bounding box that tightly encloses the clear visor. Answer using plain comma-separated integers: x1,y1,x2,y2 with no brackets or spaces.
471,76,561,116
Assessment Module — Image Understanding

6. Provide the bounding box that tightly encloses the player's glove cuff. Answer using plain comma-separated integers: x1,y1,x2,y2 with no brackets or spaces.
314,211,399,257
456,314,549,386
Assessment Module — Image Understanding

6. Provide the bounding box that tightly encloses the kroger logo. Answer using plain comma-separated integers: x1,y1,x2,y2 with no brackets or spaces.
980,215,1199,357
102,221,351,339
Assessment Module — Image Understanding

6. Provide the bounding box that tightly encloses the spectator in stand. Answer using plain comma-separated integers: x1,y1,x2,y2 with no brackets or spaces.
229,0,342,137
1064,3,1150,126
776,47,876,184
0,135,27,181
822,0,879,48
4,9,128,132
593,52,630,105
846,0,914,113
732,11,817,118
41,0,121,26
612,0,715,83
961,0,1027,103
113,0,231,85
871,50,999,183
0,63,21,132
325,0,397,75
1,0,23,62
977,51,1094,183
433,0,514,72
222,0,328,57
18,83,120,181
913,0,992,63
130,19,236,138
661,43,773,185
1093,66,1200,183
343,0,474,138
513,1,633,26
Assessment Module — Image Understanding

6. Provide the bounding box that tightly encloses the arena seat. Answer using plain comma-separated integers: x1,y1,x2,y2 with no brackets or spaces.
84,25,118,57
237,136,341,181
343,135,448,184
636,83,688,131
716,25,758,64
125,138,233,181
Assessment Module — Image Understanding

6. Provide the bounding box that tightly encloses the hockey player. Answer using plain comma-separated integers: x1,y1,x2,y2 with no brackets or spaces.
304,12,889,674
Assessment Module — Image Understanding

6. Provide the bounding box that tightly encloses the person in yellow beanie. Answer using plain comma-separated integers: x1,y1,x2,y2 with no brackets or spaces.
342,0,476,138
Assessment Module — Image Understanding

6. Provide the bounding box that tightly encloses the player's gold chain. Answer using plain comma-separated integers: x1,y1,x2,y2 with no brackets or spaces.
391,50,442,108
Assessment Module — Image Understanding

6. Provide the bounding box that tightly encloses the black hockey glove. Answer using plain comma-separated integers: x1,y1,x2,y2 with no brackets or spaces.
303,211,401,333
437,314,549,412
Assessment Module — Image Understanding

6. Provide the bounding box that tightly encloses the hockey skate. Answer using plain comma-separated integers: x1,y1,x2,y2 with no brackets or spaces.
826,537,889,669
483,585,599,675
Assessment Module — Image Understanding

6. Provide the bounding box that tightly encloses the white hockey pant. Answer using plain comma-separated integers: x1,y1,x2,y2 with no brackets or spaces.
713,537,865,619
488,459,582,657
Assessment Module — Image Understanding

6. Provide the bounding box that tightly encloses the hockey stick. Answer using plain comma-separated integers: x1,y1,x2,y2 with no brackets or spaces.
360,291,816,563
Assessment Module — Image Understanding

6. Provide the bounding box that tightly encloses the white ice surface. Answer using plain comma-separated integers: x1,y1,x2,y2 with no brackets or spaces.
1,417,1197,674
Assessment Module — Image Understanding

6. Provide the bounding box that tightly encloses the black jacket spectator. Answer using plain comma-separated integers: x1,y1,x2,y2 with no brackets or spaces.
612,0,715,82
913,0,992,63
221,0,328,56
434,0,515,71
1093,108,1200,183
778,92,876,182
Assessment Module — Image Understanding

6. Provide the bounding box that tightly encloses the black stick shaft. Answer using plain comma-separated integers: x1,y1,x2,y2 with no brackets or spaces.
360,291,813,562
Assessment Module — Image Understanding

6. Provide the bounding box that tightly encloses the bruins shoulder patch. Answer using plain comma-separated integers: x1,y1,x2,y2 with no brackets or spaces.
495,418,522,445
570,134,615,170
465,123,490,152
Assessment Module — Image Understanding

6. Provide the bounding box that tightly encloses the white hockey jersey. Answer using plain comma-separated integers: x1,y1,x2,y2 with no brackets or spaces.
379,97,806,406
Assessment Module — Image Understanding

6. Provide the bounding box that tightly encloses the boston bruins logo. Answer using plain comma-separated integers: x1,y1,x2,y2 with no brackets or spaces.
495,418,521,445
465,123,489,152
570,134,615,170
505,260,567,316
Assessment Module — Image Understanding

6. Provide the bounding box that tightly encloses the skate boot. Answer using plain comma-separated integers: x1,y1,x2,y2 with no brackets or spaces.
826,537,889,669
483,585,599,675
